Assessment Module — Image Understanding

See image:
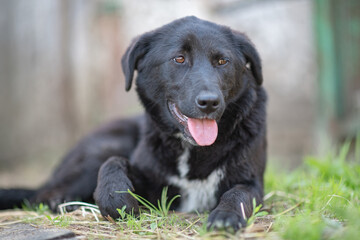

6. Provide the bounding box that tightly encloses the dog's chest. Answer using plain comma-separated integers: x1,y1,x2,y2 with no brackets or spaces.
167,148,225,212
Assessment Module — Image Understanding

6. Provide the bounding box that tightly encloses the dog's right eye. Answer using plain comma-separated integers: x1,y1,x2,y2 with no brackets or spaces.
173,56,185,64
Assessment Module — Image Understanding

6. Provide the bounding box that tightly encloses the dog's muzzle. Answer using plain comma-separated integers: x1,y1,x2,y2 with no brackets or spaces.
167,101,218,146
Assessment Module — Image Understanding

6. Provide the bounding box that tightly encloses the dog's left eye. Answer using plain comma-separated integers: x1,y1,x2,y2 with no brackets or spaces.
218,58,229,66
173,56,185,64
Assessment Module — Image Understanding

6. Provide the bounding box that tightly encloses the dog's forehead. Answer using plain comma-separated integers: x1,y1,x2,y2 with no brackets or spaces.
161,25,233,53
153,18,231,47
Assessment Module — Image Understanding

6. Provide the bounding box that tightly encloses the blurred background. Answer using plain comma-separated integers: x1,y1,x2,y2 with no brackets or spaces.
0,0,359,188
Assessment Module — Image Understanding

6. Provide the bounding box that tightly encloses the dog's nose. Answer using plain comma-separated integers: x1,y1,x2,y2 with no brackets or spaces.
196,91,220,114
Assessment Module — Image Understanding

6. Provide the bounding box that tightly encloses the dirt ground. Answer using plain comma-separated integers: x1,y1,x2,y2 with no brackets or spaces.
0,209,278,240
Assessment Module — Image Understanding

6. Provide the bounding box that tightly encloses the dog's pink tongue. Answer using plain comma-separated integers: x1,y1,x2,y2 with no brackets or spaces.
187,118,218,146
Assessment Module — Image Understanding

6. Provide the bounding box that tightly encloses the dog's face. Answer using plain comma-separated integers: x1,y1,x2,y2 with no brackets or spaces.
122,16,262,146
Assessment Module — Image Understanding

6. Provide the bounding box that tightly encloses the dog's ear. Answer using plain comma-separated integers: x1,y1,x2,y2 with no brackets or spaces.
232,31,263,85
121,33,153,91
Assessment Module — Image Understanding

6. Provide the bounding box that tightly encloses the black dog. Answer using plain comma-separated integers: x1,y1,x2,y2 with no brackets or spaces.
0,16,266,231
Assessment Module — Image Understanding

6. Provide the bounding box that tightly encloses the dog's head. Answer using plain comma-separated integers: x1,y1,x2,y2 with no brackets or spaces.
122,16,263,146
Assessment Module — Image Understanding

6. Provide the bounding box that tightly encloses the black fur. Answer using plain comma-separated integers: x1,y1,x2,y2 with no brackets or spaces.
0,16,266,231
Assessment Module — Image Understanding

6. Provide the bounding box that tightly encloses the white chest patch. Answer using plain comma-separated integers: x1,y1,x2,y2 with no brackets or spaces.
167,148,225,212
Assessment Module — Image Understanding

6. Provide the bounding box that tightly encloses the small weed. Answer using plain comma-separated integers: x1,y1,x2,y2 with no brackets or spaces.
246,198,268,226
45,214,72,227
21,201,50,215
116,205,127,220
116,186,180,217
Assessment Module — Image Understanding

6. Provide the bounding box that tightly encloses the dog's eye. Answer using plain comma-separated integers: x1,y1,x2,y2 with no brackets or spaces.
174,56,185,64
218,58,229,66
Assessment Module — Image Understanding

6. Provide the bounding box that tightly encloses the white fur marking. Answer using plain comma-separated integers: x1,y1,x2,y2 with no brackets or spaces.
174,133,183,139
168,165,225,212
177,148,190,178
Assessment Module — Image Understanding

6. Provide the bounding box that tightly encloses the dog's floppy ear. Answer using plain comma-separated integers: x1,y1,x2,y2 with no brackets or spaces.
232,31,263,85
121,33,153,91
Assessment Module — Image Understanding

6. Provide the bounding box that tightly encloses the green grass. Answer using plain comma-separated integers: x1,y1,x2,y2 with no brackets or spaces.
265,139,360,240
2,138,360,239
116,187,181,218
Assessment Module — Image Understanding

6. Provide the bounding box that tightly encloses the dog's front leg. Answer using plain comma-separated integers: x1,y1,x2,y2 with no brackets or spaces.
94,156,139,220
207,183,263,231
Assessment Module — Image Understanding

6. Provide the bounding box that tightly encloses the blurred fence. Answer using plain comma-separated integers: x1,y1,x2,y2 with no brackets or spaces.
314,0,360,145
0,1,140,172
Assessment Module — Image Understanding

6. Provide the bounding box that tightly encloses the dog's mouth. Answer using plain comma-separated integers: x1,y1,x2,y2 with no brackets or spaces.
167,101,218,146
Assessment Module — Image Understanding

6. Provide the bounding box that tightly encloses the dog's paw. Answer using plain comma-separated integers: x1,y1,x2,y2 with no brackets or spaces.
34,190,78,213
48,197,79,212
94,156,139,220
95,189,139,220
207,209,246,232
